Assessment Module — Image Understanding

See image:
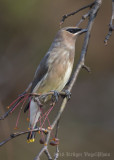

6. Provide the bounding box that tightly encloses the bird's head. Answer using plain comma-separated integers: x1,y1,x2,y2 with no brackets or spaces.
55,26,87,47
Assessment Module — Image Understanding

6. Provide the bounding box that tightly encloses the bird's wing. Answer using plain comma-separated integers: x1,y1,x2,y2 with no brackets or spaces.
24,53,50,113
31,53,49,92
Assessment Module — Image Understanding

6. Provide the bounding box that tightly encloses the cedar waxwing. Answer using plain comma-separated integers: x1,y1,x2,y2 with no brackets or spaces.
25,26,87,143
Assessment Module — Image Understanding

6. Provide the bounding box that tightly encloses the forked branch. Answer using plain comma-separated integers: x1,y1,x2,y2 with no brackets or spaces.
60,1,95,26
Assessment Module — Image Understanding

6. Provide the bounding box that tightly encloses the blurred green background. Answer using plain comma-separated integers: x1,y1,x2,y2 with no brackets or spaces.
0,0,114,159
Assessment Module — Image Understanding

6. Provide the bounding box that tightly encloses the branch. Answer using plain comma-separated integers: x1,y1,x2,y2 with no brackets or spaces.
44,149,52,160
104,0,114,45
0,127,48,147
60,2,95,26
54,120,60,160
34,146,52,160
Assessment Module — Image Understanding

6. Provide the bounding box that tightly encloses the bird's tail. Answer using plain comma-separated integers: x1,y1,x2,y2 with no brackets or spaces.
27,100,41,143
27,125,37,143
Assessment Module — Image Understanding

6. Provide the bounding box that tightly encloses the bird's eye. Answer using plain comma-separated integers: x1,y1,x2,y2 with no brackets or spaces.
66,28,82,34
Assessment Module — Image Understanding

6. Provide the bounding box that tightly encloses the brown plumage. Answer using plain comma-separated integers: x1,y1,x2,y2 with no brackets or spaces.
26,26,87,143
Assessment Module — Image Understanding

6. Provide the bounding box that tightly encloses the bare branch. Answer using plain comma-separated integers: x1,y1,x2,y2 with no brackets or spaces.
55,119,60,139
34,146,52,160
34,146,47,160
54,146,59,160
76,11,91,27
0,128,48,147
54,120,60,160
68,0,103,91
60,2,95,26
44,149,52,160
104,0,114,45
82,64,91,72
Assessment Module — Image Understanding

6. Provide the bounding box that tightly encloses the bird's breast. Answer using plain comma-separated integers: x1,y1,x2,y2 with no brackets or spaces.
33,47,74,94
56,61,72,91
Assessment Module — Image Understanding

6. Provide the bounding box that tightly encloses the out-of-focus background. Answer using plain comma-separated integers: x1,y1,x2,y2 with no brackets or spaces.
0,0,114,159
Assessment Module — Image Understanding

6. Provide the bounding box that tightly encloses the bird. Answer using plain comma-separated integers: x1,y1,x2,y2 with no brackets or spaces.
25,26,87,143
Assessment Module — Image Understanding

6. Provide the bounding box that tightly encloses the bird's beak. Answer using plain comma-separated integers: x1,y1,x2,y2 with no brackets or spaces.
78,28,88,35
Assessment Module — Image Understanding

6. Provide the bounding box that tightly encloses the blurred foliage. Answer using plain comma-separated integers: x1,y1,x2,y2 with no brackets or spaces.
0,0,114,160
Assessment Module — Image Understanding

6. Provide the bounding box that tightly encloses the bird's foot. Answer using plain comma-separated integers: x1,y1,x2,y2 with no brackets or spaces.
51,90,59,102
62,90,71,100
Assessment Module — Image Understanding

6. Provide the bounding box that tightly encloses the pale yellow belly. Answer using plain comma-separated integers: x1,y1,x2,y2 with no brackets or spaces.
33,62,73,94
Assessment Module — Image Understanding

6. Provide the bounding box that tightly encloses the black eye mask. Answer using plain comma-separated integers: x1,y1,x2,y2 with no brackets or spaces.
66,28,82,34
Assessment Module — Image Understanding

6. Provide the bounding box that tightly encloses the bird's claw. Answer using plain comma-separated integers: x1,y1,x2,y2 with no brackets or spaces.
51,90,59,102
63,90,71,100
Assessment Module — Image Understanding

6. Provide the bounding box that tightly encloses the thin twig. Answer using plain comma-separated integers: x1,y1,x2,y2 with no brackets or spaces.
34,146,47,160
82,64,91,72
54,120,60,160
34,146,52,160
104,0,114,45
44,149,52,160
76,10,91,27
54,145,59,160
55,119,60,139
0,127,48,147
60,2,95,26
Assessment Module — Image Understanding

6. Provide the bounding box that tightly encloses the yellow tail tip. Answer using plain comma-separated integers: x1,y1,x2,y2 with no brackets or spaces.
27,140,30,143
27,138,35,143
30,138,35,142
